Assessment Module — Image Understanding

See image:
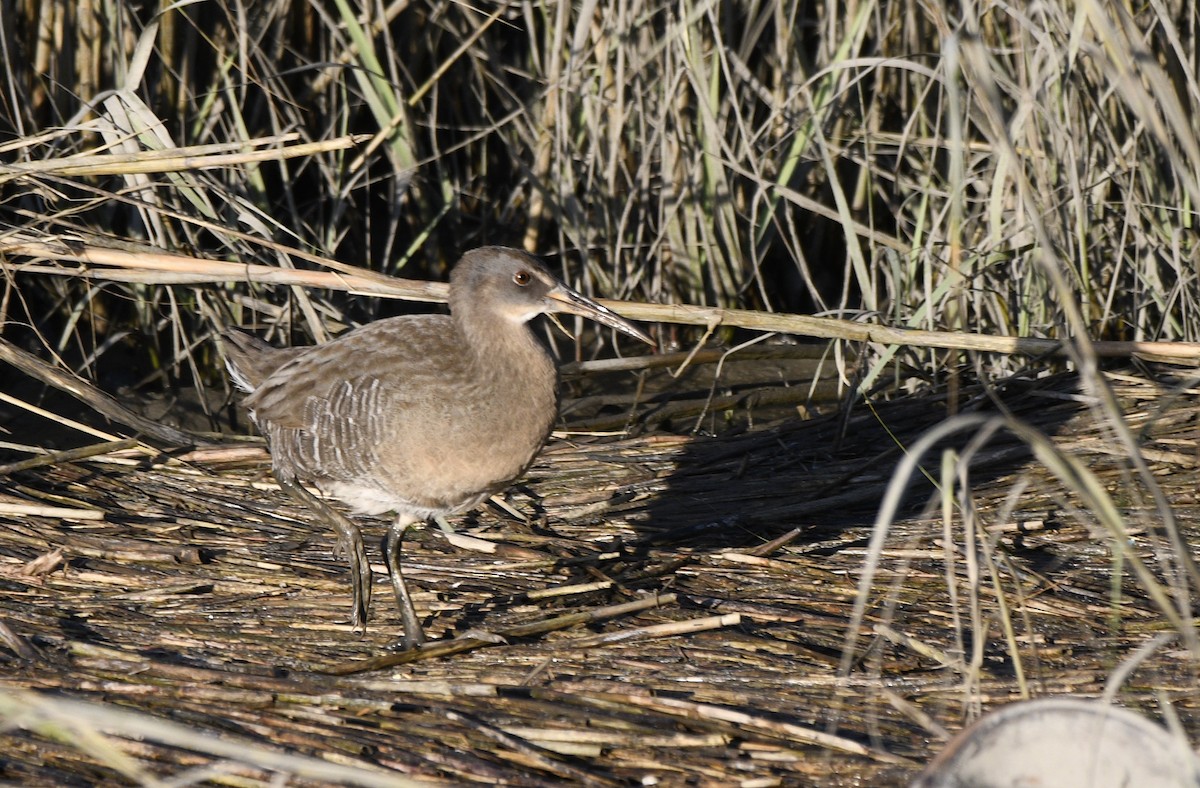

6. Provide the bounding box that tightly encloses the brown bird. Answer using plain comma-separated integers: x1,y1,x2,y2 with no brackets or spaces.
222,247,652,649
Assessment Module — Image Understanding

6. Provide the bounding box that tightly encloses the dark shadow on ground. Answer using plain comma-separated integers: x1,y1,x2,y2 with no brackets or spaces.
621,371,1085,552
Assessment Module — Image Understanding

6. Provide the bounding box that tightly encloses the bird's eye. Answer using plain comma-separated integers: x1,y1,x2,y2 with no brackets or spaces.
513,270,532,286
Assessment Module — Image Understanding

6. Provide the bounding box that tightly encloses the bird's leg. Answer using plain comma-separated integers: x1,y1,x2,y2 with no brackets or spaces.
278,477,372,631
385,514,426,649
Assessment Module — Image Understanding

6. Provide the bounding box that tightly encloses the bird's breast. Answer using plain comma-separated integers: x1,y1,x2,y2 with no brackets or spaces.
356,345,558,515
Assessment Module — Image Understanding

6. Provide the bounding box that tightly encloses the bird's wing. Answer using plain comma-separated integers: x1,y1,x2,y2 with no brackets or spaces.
242,316,471,485
243,315,464,431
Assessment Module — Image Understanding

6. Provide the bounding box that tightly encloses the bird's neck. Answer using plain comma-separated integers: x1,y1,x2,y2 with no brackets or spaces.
457,309,556,388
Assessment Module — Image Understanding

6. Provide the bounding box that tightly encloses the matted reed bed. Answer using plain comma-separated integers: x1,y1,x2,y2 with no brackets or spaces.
1,365,1197,785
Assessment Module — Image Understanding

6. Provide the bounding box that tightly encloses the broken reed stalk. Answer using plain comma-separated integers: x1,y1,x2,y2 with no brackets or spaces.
0,134,373,183
6,237,1200,366
326,593,678,673
0,337,202,447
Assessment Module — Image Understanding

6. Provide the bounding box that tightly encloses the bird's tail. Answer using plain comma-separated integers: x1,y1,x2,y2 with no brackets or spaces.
220,329,293,393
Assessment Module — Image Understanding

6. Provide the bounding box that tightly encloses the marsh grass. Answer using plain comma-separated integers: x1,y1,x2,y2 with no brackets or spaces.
3,1,1196,368
2,0,1200,783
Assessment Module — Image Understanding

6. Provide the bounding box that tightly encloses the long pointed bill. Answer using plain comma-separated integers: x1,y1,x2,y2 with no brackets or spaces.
544,284,655,345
